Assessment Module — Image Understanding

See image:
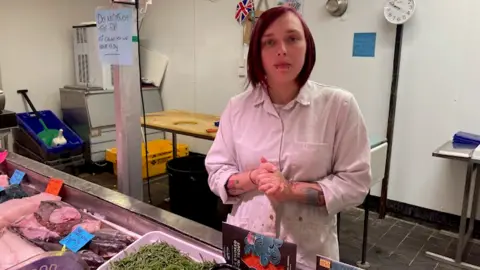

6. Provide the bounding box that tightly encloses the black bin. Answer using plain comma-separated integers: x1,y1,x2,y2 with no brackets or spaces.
167,155,219,229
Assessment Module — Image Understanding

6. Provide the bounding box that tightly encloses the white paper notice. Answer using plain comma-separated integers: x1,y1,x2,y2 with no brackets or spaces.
96,8,133,65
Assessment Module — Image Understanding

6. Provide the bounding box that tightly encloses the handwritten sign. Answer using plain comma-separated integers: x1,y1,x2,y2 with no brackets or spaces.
60,227,94,253
45,178,64,196
95,8,133,65
10,169,25,185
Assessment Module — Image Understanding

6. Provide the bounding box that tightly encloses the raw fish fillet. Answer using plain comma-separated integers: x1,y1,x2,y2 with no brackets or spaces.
87,229,135,259
0,229,44,270
34,201,101,237
78,250,105,269
0,193,60,230
72,219,102,234
93,228,135,244
9,214,60,242
89,239,128,259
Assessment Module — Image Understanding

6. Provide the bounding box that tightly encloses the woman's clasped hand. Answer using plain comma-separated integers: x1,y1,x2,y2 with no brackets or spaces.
251,157,292,202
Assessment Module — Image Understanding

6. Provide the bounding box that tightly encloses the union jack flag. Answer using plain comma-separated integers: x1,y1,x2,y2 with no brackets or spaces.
235,0,254,25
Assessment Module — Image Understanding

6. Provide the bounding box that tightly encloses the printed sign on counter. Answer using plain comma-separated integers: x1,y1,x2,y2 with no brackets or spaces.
95,8,133,65
60,226,95,253
316,255,362,270
222,222,297,270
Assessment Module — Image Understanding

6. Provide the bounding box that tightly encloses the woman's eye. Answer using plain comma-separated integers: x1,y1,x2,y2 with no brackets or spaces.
288,36,299,42
266,40,275,46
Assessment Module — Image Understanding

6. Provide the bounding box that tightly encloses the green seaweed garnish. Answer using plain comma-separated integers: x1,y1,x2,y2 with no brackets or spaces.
110,242,216,270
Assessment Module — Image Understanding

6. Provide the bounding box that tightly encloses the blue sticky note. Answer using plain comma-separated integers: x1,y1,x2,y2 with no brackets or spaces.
9,170,25,185
60,227,95,253
353,32,377,57
95,8,133,65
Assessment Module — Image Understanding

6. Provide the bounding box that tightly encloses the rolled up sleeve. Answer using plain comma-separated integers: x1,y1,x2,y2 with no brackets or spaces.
317,94,371,215
205,100,240,204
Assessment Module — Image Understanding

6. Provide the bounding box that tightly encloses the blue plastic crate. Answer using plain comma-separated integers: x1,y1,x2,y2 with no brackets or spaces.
16,110,84,154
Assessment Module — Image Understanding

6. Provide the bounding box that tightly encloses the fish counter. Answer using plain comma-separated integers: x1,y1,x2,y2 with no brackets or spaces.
0,152,224,270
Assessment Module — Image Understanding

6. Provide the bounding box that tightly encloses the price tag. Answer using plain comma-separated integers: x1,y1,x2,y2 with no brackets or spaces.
60,227,94,253
10,169,25,185
316,255,362,270
0,151,7,164
0,186,4,192
45,178,64,196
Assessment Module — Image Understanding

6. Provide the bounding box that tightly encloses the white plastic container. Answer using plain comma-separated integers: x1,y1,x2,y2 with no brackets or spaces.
97,231,226,269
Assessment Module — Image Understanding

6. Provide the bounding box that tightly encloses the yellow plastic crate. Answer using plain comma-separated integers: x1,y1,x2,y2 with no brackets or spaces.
106,139,189,179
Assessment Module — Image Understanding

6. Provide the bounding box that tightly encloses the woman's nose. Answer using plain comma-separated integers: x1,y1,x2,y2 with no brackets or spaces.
277,42,287,56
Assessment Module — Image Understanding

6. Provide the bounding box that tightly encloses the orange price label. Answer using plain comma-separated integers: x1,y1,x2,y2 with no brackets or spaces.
45,178,64,196
319,259,331,269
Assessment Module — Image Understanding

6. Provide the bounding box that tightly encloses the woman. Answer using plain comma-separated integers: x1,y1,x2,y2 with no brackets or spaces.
205,6,371,269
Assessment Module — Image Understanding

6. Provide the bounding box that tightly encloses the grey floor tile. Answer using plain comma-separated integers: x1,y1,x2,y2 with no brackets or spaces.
469,243,480,257
424,235,452,256
410,225,435,242
465,254,480,266
435,263,462,270
409,252,439,269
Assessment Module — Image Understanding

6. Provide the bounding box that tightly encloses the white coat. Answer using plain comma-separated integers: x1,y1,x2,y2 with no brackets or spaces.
205,81,371,269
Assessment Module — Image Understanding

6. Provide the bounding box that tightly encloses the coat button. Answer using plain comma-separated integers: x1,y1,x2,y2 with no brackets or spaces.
269,214,274,220
298,216,303,222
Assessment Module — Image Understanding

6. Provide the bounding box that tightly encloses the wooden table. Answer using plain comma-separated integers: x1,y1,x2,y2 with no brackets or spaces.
141,110,219,157
426,141,480,270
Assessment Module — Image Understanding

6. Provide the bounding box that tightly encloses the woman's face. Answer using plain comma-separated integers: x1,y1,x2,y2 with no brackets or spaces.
261,12,307,86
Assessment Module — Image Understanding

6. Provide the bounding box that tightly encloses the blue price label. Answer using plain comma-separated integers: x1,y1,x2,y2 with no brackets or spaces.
60,227,94,253
10,169,25,185
0,186,4,192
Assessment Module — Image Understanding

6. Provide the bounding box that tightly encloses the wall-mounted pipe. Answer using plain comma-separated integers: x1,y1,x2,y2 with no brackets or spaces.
379,24,404,218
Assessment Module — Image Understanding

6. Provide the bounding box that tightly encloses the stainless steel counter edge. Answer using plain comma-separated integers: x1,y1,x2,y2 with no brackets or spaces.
5,152,223,249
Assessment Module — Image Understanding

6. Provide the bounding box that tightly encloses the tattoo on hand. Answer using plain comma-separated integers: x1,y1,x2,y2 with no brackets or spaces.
226,179,245,196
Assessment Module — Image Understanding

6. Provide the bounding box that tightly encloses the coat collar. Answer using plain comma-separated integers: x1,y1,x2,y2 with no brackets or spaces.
252,81,312,108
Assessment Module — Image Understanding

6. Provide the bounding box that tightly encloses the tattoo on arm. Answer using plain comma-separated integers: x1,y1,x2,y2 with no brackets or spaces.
304,188,325,206
291,182,325,206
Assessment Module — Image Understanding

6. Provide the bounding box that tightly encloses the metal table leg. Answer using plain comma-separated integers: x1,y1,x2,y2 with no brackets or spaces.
172,132,178,158
165,132,178,203
425,163,480,270
357,191,371,269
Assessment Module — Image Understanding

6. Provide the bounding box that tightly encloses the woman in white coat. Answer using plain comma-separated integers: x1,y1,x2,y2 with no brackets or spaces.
205,6,371,269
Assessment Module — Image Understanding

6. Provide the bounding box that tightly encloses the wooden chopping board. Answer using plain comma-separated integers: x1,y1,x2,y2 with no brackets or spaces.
141,110,219,139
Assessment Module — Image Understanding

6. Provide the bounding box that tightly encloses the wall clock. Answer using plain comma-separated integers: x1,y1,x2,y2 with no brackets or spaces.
384,0,416,24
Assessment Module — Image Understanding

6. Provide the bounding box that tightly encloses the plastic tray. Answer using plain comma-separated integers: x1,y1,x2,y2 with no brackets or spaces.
13,127,84,161
16,110,84,154
98,231,226,270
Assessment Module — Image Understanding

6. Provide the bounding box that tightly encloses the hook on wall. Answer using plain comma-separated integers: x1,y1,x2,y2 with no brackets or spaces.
326,0,348,17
